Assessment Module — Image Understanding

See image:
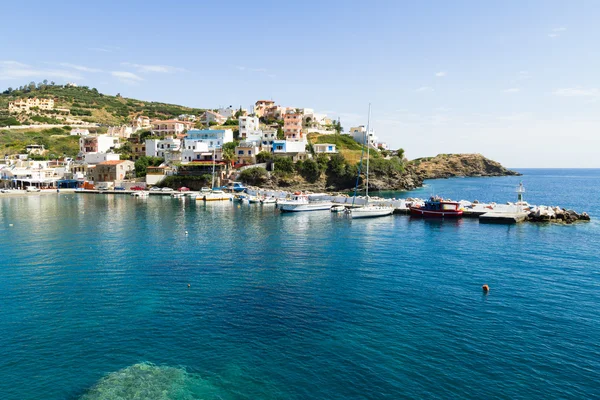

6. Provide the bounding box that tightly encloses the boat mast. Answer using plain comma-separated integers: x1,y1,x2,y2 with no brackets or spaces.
365,103,371,203
211,146,216,189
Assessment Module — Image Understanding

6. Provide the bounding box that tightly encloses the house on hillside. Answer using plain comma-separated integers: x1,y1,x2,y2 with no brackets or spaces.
151,119,193,137
235,141,260,165
313,143,337,154
201,111,227,125
9,98,55,113
91,160,135,183
239,116,259,139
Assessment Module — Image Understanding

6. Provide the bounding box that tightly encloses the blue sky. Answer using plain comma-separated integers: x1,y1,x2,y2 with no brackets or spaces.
1,0,599,167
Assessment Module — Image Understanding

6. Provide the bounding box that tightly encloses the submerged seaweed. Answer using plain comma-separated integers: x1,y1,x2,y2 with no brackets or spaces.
80,362,223,400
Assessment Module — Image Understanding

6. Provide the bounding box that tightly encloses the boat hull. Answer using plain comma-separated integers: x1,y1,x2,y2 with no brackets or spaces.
350,206,394,218
279,202,333,212
410,207,463,218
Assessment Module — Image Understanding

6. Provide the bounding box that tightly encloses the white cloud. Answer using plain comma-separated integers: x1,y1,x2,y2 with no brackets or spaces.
548,27,566,38
503,88,520,93
111,71,144,84
416,86,434,92
236,65,268,73
0,61,83,81
435,71,447,77
121,62,186,73
553,27,567,32
548,33,560,38
58,63,103,73
553,87,599,97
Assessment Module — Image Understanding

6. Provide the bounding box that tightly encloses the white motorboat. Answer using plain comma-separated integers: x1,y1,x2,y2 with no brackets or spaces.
278,193,332,212
131,191,149,197
248,196,261,204
331,205,346,212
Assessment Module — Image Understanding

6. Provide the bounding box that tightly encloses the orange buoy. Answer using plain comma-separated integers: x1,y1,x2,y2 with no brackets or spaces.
482,284,489,293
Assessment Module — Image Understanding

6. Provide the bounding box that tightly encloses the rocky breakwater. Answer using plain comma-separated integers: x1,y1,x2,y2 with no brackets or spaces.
410,153,521,179
528,206,591,224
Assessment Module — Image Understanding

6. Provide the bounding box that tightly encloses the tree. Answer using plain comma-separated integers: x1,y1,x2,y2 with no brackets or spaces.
134,156,164,177
256,151,273,163
239,167,268,185
50,81,55,86
274,156,294,174
276,126,284,140
299,158,320,183
396,148,405,160
222,147,237,165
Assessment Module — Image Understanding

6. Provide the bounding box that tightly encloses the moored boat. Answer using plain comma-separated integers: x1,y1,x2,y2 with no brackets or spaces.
278,192,332,212
349,204,394,218
260,197,277,204
331,205,346,212
202,189,232,201
410,196,463,217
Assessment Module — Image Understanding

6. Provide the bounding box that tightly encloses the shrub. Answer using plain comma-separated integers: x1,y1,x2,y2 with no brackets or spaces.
299,158,320,183
239,167,268,185
274,156,294,174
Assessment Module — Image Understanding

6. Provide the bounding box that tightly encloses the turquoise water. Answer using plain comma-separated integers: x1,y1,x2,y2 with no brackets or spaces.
1,169,599,399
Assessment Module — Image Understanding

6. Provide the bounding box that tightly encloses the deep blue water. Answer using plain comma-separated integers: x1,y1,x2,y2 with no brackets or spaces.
1,169,599,399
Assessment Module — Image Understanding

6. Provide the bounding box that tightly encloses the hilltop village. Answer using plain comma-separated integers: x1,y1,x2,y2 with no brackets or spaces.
0,84,515,192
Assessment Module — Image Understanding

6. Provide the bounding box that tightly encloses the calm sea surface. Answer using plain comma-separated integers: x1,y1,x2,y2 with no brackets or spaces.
1,169,599,399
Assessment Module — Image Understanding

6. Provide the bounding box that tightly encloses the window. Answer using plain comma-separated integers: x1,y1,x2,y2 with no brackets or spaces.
238,151,244,155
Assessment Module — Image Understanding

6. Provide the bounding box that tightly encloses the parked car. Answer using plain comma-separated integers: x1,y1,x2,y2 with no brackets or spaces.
26,186,41,192
131,186,145,191
161,187,174,192
150,187,162,191
178,187,190,192
114,187,125,191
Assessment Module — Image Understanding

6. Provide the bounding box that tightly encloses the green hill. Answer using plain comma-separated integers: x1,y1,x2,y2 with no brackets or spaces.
0,83,205,126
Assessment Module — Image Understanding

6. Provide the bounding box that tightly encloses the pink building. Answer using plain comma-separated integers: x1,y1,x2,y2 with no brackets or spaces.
284,112,303,142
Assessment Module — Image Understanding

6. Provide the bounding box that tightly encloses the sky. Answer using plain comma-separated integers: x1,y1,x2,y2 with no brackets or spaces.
1,0,599,167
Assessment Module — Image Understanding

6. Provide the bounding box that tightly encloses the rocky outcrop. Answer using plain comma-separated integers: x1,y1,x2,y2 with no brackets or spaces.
527,206,591,224
409,153,521,179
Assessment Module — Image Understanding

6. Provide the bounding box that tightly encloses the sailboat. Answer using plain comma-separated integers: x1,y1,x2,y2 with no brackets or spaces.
347,104,394,219
198,146,232,201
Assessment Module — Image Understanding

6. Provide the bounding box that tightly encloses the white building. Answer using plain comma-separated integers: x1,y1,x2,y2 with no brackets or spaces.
146,137,182,160
349,126,378,148
25,144,46,155
239,116,259,139
260,129,278,151
202,111,227,125
181,139,211,163
107,125,133,139
185,129,233,150
217,107,236,119
151,120,192,137
79,135,120,154
84,152,120,165
70,128,90,136
178,114,197,122
313,143,337,154
272,140,309,162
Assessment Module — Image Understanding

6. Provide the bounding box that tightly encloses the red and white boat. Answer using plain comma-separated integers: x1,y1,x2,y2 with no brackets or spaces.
410,196,463,218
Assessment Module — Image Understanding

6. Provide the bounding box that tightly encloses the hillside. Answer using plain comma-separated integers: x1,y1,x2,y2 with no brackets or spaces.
0,84,205,126
409,153,521,179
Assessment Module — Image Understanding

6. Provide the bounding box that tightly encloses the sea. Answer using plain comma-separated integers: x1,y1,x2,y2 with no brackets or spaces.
1,168,599,399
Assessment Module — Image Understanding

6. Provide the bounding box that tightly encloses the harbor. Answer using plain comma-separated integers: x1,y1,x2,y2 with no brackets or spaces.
38,181,590,224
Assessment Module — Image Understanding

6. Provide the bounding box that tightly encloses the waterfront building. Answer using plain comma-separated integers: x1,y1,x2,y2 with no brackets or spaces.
151,119,192,138
313,143,337,154
239,116,259,139
235,141,261,165
84,152,120,165
181,139,211,162
146,137,182,159
91,160,135,183
79,135,120,154
8,97,55,113
185,129,233,150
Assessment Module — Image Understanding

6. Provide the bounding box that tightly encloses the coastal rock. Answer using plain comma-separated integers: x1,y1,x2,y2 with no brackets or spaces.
409,153,521,180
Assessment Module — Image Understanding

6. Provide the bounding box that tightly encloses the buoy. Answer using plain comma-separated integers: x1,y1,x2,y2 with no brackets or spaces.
482,284,489,293
9,224,13,227
187,284,191,288
185,231,188,235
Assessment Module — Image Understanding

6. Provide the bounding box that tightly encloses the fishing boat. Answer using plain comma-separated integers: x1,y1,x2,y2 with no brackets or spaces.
248,195,261,204
278,192,332,212
260,197,277,204
409,196,463,217
347,104,394,219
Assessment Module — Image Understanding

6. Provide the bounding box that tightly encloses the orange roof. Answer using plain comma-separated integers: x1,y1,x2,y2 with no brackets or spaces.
98,160,127,165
